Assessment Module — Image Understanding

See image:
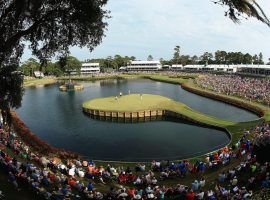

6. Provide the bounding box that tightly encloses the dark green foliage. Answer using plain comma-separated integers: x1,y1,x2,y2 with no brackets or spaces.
20,58,40,76
147,55,154,61
0,0,109,66
173,46,181,64
167,49,266,65
0,65,24,110
0,65,24,125
57,56,82,76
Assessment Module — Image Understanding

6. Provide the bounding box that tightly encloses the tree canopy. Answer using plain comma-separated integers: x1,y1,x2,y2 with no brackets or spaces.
20,58,40,76
57,56,81,76
147,55,154,61
159,48,265,66
0,65,24,126
0,0,109,67
173,46,181,64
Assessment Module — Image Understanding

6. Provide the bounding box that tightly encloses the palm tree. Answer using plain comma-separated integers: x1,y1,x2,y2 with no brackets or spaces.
214,0,270,27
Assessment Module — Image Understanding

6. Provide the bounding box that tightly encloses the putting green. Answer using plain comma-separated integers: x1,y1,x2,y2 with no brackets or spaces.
83,94,177,112
82,94,236,128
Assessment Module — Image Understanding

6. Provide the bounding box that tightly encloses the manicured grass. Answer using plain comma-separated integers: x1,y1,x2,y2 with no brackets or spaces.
83,94,182,112
23,77,57,87
143,74,190,84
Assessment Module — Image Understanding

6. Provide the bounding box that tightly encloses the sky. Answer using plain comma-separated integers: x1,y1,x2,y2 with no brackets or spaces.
21,0,270,62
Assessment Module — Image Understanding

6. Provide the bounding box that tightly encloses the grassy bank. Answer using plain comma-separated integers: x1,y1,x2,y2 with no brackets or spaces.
23,77,57,87
58,75,122,82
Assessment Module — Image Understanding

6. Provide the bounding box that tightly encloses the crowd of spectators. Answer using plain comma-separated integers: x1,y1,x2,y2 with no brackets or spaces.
196,75,270,105
1,114,270,199
253,123,270,146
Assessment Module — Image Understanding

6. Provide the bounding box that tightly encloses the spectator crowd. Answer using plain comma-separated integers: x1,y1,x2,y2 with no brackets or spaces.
196,75,270,105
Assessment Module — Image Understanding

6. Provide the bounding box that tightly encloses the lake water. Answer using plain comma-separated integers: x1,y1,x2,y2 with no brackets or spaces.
16,79,257,161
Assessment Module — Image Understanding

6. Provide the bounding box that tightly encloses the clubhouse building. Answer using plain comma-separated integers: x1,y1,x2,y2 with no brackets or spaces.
80,63,100,74
126,60,162,71
171,64,238,73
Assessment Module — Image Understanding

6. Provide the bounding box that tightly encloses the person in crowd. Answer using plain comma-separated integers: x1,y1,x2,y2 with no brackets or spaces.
196,74,270,105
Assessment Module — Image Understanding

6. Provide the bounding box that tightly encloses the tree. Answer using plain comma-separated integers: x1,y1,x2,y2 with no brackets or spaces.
57,56,81,81
122,56,134,68
224,52,248,64
180,55,191,66
0,65,24,126
173,46,181,64
20,58,40,76
258,52,264,64
0,0,109,67
130,56,136,61
243,53,253,64
214,0,270,26
190,55,199,64
114,55,125,70
199,52,213,65
215,50,227,64
44,61,63,77
159,58,165,65
147,55,154,61
252,54,259,64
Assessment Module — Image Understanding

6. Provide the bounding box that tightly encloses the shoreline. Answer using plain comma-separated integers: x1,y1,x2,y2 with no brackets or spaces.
23,77,58,88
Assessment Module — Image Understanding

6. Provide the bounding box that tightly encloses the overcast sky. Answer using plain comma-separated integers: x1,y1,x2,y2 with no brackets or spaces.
22,0,270,62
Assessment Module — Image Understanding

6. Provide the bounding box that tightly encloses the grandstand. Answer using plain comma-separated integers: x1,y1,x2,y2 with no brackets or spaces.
80,63,100,74
126,60,162,71
127,62,270,76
